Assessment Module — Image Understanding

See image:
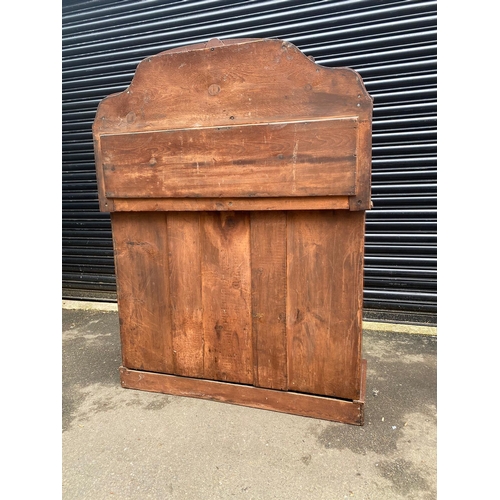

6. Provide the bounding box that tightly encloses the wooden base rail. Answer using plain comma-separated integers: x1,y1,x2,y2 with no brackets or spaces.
120,359,367,425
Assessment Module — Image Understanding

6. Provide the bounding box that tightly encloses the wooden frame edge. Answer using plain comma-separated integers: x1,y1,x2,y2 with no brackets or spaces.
119,364,367,425
109,196,351,212
356,359,367,426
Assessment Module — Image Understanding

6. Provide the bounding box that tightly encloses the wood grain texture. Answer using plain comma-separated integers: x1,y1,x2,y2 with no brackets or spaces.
111,208,366,417
250,212,287,390
101,118,357,199
167,212,204,377
286,210,365,400
111,212,173,373
93,38,372,212
120,366,365,425
94,39,371,133
349,119,372,210
110,196,350,212
95,38,372,424
200,212,253,384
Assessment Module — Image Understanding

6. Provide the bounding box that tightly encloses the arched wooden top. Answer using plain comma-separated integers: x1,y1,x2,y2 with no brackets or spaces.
93,38,372,212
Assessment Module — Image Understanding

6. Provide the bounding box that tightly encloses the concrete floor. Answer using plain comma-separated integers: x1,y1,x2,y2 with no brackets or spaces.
62,305,436,500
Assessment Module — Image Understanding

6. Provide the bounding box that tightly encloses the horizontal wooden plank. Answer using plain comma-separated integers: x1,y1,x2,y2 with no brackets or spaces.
101,118,358,199
109,196,350,212
120,366,365,425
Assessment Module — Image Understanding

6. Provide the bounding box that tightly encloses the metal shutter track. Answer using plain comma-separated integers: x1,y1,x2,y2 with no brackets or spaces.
62,0,437,323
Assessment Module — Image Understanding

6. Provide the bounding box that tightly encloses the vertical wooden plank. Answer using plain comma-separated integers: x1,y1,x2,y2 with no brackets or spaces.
167,212,204,377
349,118,372,211
250,212,288,390
111,212,174,374
201,212,253,384
286,210,365,400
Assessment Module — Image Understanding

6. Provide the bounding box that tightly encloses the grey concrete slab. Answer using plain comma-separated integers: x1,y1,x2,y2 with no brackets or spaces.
62,307,436,500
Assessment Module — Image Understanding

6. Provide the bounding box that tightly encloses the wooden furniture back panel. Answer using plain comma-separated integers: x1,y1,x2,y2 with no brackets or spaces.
111,210,364,400
93,38,372,211
100,118,358,198
96,38,372,423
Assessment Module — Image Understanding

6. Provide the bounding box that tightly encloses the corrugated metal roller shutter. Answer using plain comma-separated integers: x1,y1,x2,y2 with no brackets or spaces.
62,0,437,324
